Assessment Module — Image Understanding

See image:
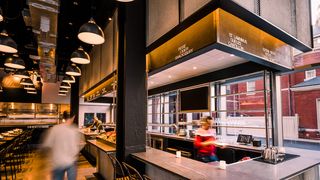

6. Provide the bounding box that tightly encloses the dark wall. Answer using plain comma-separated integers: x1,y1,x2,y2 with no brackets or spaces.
0,88,41,103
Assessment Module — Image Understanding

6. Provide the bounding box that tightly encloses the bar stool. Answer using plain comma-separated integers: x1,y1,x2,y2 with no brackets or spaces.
122,162,144,180
107,154,128,180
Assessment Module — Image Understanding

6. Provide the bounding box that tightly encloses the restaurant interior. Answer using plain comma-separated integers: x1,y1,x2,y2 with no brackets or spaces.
0,0,320,180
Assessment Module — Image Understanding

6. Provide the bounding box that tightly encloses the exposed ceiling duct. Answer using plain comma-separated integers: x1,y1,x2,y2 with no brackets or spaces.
28,0,59,82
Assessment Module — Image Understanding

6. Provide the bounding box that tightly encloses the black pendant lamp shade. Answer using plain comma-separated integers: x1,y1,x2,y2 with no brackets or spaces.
71,47,90,64
62,75,75,83
66,64,81,76
59,88,68,93
5,55,25,69
78,18,105,45
20,78,33,85
14,70,30,79
24,85,36,90
0,30,18,53
27,90,37,94
60,82,71,89
58,92,67,96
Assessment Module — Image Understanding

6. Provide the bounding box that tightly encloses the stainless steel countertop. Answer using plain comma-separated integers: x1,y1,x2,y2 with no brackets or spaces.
132,147,320,180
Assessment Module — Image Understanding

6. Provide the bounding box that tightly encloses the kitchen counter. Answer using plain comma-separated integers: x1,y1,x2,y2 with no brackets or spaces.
148,132,264,153
87,139,116,153
132,147,320,180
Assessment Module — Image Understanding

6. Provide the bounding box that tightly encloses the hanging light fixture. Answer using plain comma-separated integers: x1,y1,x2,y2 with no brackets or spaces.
71,46,90,64
66,64,81,76
0,29,18,53
59,88,68,93
78,18,104,45
0,7,3,22
20,78,33,85
13,70,29,78
58,92,67,96
27,90,37,94
116,0,135,2
62,75,75,83
4,55,25,69
24,85,36,90
60,82,71,89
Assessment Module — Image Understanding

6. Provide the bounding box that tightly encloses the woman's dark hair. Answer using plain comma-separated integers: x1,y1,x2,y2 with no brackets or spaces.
63,110,74,119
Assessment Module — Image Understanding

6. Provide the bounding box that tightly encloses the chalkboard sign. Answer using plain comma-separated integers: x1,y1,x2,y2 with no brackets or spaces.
237,134,253,144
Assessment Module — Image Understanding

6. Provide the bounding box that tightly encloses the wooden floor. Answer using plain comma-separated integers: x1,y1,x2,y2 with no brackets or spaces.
16,152,96,180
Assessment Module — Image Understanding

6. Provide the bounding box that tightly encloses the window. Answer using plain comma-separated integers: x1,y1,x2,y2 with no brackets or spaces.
246,81,256,95
305,69,316,81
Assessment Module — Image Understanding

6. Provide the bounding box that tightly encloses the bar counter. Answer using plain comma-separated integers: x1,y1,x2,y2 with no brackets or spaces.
148,132,265,153
132,147,320,180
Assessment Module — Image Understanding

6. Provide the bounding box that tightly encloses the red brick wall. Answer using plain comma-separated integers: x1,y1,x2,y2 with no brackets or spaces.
293,90,320,129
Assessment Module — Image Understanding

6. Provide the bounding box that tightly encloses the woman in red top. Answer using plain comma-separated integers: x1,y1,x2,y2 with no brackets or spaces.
194,116,219,162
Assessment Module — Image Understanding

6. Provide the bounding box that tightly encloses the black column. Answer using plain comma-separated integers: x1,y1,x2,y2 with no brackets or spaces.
70,77,79,125
116,0,146,162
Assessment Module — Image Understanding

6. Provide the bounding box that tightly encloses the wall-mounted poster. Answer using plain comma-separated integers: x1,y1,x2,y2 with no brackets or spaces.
96,113,106,123
84,113,94,127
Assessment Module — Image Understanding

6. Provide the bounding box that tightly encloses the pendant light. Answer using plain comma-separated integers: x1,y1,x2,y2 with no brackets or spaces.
66,64,81,76
58,92,67,96
27,90,37,94
4,55,25,69
78,18,104,45
71,46,90,64
0,29,18,53
20,78,33,85
24,85,36,90
62,75,75,83
116,0,135,2
14,70,29,78
59,88,68,93
0,8,3,22
60,82,71,89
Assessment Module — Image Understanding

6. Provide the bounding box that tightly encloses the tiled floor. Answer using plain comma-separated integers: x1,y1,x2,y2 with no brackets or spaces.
17,152,96,180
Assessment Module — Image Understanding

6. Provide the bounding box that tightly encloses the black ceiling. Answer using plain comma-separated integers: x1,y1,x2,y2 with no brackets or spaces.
0,0,116,75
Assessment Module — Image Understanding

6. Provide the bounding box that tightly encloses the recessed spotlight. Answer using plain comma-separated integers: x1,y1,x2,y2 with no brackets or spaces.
65,36,70,39
193,66,197,70
168,75,172,79
73,1,78,5
68,22,73,26
108,17,112,21
230,54,235,57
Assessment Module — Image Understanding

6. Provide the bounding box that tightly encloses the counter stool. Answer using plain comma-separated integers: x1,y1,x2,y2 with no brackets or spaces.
107,154,128,180
122,162,143,180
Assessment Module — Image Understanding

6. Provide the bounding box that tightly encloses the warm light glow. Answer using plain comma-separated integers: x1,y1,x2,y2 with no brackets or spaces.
31,103,35,109
230,54,235,57
71,57,90,64
24,86,36,90
66,71,81,76
11,103,14,109
58,92,67,96
193,66,197,70
116,0,135,2
59,88,68,93
50,104,54,110
60,82,71,89
168,75,172,78
4,62,25,69
77,32,105,45
0,44,18,53
27,90,37,94
108,17,112,21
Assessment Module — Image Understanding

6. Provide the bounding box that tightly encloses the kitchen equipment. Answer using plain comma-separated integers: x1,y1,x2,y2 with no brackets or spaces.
252,139,261,147
178,129,187,136
189,130,195,138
